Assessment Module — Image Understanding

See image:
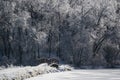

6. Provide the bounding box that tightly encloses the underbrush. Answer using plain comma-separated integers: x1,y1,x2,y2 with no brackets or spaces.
0,63,73,80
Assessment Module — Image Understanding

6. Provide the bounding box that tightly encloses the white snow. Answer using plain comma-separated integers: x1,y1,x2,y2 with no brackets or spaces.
26,69,120,80
1,64,120,80
0,63,48,80
0,63,73,80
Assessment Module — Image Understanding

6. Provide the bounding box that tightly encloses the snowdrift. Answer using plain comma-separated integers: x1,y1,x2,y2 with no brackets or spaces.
0,63,73,80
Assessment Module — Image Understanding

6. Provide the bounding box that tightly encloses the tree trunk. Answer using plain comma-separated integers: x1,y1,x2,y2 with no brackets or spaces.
48,29,52,58
18,27,23,64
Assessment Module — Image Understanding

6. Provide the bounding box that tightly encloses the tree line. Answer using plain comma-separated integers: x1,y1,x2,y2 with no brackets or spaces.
0,0,120,68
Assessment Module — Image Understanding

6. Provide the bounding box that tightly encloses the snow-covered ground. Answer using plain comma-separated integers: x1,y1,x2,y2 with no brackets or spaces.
26,69,120,80
0,63,73,80
0,64,120,80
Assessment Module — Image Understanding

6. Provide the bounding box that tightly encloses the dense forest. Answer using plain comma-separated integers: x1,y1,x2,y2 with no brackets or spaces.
0,0,120,68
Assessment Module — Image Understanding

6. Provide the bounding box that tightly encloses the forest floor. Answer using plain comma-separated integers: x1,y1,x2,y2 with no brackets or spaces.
26,69,120,80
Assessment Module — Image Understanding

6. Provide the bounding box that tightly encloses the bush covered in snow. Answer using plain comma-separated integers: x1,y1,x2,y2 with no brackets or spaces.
59,65,74,71
0,63,73,80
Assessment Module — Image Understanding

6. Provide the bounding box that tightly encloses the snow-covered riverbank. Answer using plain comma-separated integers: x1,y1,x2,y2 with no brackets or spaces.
26,69,120,80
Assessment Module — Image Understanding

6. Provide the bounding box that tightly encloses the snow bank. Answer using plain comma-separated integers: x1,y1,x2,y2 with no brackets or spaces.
25,69,120,80
0,63,73,80
59,65,74,71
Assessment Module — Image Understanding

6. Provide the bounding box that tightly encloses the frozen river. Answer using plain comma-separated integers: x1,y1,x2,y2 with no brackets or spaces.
26,69,120,80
